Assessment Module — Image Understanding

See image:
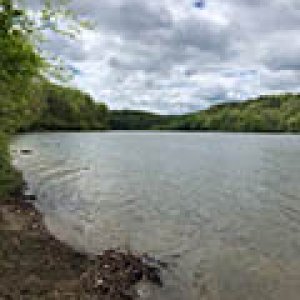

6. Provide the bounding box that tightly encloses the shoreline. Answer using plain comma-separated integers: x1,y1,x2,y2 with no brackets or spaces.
0,188,163,299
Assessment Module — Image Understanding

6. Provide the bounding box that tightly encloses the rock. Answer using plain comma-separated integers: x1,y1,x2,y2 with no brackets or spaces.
31,223,39,230
145,266,163,287
142,255,168,269
135,281,152,299
20,149,33,155
24,194,36,201
133,269,143,281
96,279,104,286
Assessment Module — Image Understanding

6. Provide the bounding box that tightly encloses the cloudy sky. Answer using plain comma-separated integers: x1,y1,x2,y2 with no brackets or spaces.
40,0,299,114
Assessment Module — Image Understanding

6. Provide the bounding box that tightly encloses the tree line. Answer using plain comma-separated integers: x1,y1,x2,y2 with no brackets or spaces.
156,94,300,132
109,110,176,130
27,82,108,131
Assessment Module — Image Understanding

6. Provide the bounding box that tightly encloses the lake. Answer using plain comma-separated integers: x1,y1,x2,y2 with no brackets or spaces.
12,132,300,299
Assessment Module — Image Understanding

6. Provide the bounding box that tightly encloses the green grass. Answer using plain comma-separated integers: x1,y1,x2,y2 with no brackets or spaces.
0,132,23,199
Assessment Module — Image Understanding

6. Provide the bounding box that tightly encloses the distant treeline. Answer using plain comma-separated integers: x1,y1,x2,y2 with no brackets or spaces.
110,94,300,132
109,110,176,130
1,85,299,135
159,94,300,132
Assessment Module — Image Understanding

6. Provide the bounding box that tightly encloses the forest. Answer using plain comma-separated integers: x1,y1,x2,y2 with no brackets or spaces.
110,94,300,132
157,94,300,132
109,110,176,130
28,82,108,131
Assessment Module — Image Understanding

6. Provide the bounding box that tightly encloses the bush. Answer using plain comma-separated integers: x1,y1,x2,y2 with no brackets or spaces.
0,132,22,199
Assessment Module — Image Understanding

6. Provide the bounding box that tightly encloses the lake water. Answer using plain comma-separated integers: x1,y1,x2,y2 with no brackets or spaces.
12,132,300,299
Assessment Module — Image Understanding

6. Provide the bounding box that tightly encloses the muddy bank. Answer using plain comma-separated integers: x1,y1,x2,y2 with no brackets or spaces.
0,192,164,299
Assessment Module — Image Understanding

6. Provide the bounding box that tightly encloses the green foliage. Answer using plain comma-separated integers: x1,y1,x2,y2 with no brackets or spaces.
109,110,175,130
0,0,44,83
160,94,300,132
0,0,91,134
108,94,299,132
0,81,44,134
0,0,91,79
29,82,108,131
0,132,22,198
0,0,40,197
0,0,95,198
0,79,109,199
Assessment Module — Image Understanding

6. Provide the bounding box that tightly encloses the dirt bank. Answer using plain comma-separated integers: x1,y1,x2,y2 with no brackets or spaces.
0,194,163,299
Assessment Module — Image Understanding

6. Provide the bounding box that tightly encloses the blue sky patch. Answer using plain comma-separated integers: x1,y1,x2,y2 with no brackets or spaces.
68,65,81,76
194,0,205,9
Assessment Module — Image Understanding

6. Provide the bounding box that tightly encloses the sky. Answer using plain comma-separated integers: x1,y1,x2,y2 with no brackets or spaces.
37,0,300,114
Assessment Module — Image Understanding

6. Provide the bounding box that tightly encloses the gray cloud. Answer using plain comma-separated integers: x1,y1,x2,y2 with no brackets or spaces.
261,34,300,71
28,0,300,113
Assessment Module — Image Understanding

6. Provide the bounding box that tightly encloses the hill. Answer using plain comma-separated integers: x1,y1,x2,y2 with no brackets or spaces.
109,110,176,130
157,94,300,132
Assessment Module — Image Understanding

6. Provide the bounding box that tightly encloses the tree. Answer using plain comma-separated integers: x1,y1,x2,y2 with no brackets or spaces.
0,0,90,133
1,0,90,79
0,0,91,196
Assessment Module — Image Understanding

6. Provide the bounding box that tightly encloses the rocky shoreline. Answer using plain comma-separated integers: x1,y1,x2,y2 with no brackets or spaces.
0,188,164,299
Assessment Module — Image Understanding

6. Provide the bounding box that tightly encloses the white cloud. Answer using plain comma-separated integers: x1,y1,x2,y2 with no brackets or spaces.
35,0,300,113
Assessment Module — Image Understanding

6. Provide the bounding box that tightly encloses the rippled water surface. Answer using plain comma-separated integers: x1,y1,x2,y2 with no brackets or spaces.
12,132,300,299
